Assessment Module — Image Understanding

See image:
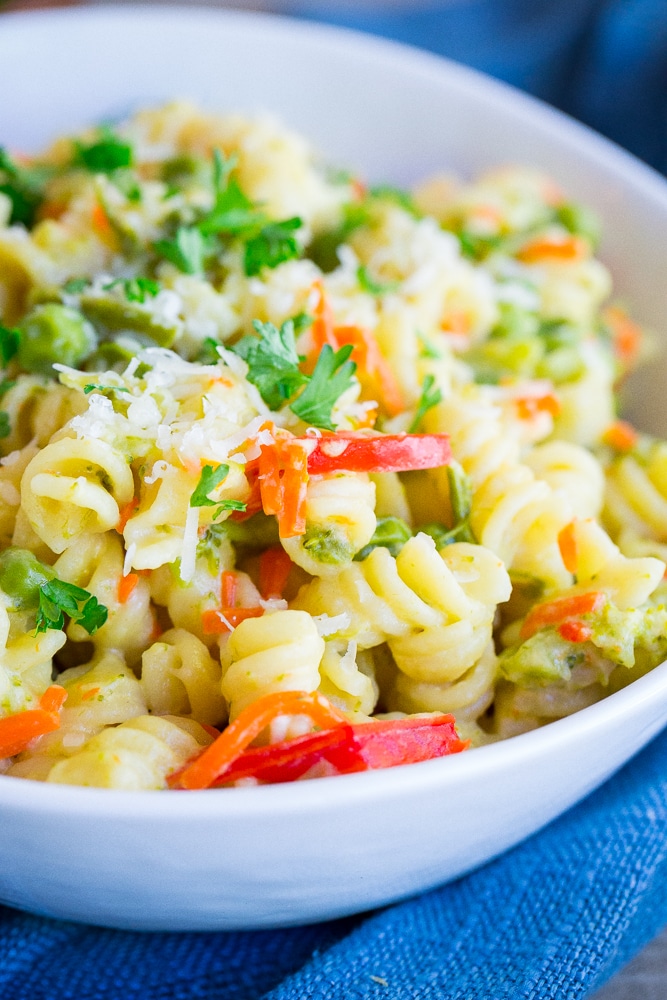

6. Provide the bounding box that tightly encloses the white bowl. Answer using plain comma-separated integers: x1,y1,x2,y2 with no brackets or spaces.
1,4,667,932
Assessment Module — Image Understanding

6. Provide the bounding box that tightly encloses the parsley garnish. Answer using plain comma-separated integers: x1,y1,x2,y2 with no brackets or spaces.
199,150,264,237
408,374,442,433
103,277,161,303
233,318,308,410
75,129,133,174
198,337,223,365
83,384,130,395
420,463,476,547
357,265,399,296
0,412,10,439
0,148,50,227
290,343,356,430
0,379,15,398
62,278,90,295
35,579,107,635
0,325,20,365
154,226,207,275
190,464,247,519
354,516,412,561
417,332,444,360
244,217,302,276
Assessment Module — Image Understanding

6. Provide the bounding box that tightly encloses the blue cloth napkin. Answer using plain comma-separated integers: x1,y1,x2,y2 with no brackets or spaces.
1,724,667,1000
285,0,667,175
2,3,667,998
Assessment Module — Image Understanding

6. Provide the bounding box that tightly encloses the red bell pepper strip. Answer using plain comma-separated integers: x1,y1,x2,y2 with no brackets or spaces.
305,432,451,475
173,690,350,790
181,713,468,788
211,714,468,786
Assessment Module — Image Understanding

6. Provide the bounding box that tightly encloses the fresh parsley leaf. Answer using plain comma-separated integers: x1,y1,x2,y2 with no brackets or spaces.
199,151,264,237
0,379,15,398
408,374,442,433
0,325,20,365
233,318,309,410
290,343,356,430
103,277,161,303
0,411,10,439
62,277,90,294
357,264,399,296
83,384,130,395
0,148,49,227
368,184,419,216
244,217,302,276
417,332,444,360
154,226,207,275
35,579,108,635
419,463,476,547
198,337,223,365
190,464,231,507
354,516,412,561
75,129,133,174
190,464,247,520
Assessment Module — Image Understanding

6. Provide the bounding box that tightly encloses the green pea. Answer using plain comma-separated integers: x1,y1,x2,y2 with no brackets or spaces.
0,547,54,609
355,516,412,561
555,202,601,249
18,303,97,375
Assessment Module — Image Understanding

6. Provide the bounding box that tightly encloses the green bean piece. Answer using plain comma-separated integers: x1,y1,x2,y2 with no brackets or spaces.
18,304,97,375
0,548,54,609
354,516,412,561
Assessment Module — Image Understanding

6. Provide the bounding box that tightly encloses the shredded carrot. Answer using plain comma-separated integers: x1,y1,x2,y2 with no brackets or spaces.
602,420,639,452
39,685,68,714
440,309,472,336
308,281,338,361
117,572,139,604
517,235,588,264
558,620,593,643
116,496,139,533
259,547,292,600
520,591,606,642
80,686,101,702
0,685,67,759
603,306,643,367
259,439,309,538
221,571,238,609
173,690,349,790
91,201,120,251
334,325,405,417
515,391,561,421
558,521,579,574
201,607,264,635
351,178,366,202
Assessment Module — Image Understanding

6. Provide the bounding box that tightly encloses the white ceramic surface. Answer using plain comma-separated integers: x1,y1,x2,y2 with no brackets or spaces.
1,5,667,932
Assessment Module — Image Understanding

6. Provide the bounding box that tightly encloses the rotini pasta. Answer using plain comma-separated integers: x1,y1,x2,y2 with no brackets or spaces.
0,102,663,788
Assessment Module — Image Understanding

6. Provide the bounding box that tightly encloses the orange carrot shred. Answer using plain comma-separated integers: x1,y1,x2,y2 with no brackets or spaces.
116,497,139,533
603,420,639,452
604,306,642,367
520,591,606,642
259,547,292,600
515,392,561,421
0,685,67,759
558,521,579,574
517,235,588,264
202,607,264,635
173,690,349,790
558,620,593,643
80,687,101,702
117,573,139,604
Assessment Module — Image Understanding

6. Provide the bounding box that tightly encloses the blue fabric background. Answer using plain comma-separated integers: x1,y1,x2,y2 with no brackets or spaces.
3,2,667,996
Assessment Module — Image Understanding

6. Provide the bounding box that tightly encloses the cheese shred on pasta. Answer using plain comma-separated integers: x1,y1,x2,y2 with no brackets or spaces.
0,101,664,787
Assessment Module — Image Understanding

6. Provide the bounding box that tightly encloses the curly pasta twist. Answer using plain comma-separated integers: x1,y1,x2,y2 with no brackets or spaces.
294,534,510,719
44,715,210,789
20,434,134,553
604,439,667,552
141,628,226,726
220,609,325,720
0,376,87,454
318,641,378,719
281,472,376,576
425,386,575,588
525,440,605,520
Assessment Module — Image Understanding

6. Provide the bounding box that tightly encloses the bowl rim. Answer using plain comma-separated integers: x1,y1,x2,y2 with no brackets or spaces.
1,2,667,819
